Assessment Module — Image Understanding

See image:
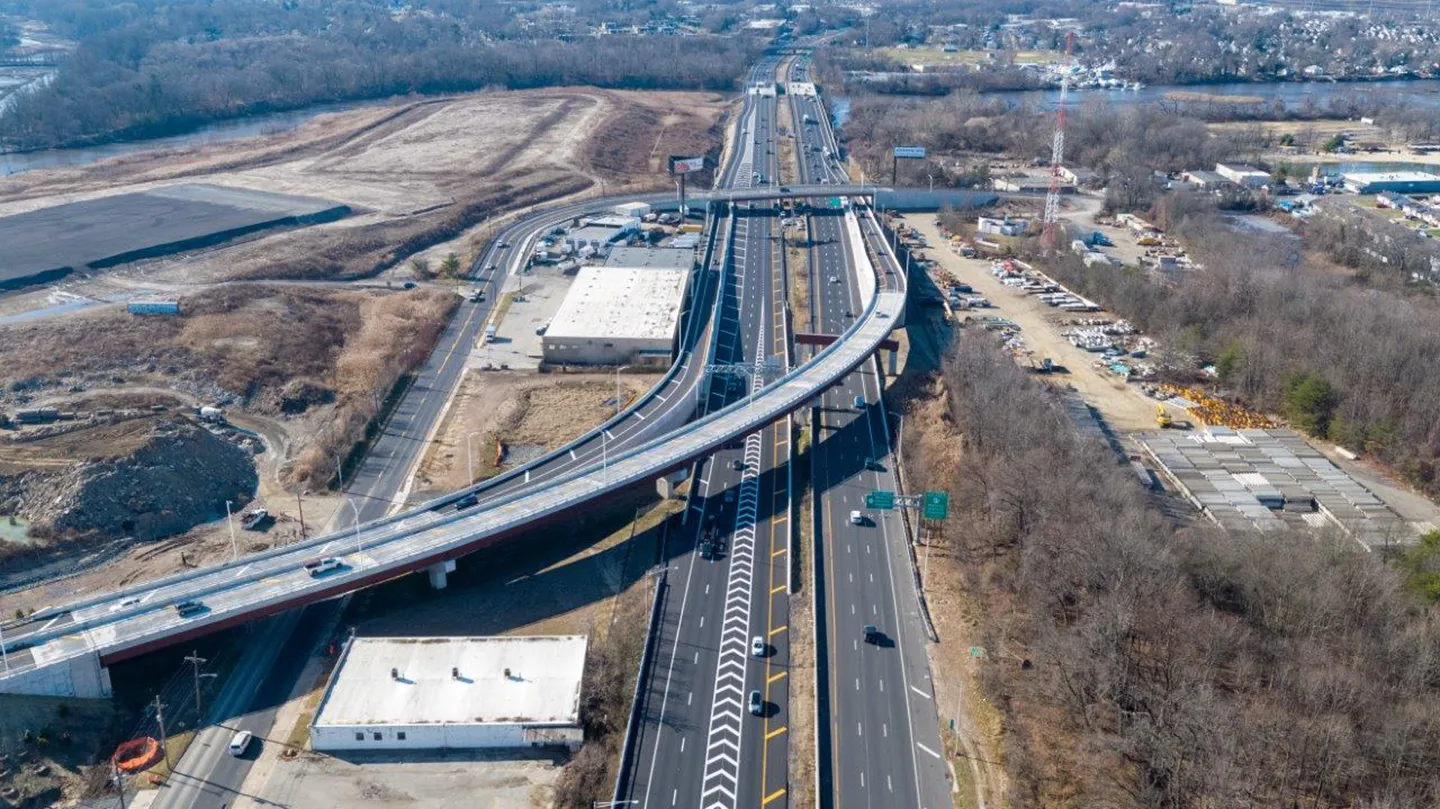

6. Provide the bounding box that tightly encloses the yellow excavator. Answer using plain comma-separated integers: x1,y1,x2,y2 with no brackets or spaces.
1155,404,1173,429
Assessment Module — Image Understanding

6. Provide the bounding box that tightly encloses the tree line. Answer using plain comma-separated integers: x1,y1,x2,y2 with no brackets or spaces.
901,332,1440,808
0,0,760,150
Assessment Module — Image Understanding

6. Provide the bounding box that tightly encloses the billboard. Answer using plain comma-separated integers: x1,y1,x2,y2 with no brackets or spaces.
669,156,706,175
893,146,927,159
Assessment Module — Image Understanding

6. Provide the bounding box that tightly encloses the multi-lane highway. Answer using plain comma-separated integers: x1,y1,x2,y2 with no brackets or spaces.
787,58,952,809
621,56,798,809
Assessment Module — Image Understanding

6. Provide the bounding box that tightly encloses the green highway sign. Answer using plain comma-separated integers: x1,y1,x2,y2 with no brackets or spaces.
922,491,949,521
866,490,895,510
829,197,843,209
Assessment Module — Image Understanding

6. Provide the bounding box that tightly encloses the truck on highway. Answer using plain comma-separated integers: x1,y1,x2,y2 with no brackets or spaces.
468,287,486,303
483,325,497,343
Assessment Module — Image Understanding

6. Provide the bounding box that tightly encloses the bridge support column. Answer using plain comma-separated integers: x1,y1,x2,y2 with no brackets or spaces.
427,559,457,590
888,348,899,377
0,649,111,698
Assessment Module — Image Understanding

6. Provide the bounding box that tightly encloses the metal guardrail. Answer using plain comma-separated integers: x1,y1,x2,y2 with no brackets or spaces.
610,567,668,804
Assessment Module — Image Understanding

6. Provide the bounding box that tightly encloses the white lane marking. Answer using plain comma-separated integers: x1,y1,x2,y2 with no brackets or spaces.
911,686,932,700
917,742,942,759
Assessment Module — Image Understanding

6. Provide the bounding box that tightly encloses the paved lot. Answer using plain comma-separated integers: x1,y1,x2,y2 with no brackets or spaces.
478,263,577,370
0,183,347,288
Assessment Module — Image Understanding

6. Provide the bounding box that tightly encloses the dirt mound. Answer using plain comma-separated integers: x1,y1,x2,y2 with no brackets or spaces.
0,419,256,543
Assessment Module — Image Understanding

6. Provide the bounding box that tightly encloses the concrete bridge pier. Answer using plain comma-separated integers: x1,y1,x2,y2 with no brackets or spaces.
0,649,111,698
428,559,457,589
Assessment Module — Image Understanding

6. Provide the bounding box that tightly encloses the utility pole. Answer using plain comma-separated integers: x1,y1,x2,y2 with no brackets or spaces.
184,651,216,725
296,490,308,541
152,696,171,772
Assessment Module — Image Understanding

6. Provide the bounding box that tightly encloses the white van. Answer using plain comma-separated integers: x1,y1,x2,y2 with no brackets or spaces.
228,730,253,757
849,510,864,526
483,325,497,343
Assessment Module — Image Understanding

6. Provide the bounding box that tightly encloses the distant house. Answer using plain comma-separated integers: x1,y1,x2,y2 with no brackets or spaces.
992,177,1063,194
1183,170,1232,190
1058,166,1101,187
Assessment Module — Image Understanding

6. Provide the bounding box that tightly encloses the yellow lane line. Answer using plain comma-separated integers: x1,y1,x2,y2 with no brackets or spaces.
769,625,788,637
763,788,788,805
765,725,789,740
768,670,788,684
771,584,787,595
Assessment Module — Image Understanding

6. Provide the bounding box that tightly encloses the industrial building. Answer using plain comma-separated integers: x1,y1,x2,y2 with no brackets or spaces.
564,215,640,251
604,246,695,271
1343,170,1440,195
542,265,690,366
310,636,587,753
1215,163,1271,188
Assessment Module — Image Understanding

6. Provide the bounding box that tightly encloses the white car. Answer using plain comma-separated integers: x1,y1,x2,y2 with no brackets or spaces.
751,636,766,658
228,730,253,757
849,510,864,526
303,557,344,577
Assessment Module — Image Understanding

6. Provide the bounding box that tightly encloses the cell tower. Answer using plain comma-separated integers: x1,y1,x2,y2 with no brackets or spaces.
1042,32,1076,248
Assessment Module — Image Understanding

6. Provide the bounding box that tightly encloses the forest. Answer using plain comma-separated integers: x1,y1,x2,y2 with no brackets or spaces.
0,0,761,150
902,333,1440,808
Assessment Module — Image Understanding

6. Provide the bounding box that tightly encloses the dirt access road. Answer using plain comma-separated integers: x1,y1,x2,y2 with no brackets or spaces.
908,216,1159,434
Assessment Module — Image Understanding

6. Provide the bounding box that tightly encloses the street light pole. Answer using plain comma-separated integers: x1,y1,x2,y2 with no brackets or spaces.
224,500,238,560
332,451,345,491
466,431,482,484
343,498,363,557
614,364,631,419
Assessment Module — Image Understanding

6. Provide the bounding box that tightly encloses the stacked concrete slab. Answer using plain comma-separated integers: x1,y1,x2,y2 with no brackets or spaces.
1139,428,1407,547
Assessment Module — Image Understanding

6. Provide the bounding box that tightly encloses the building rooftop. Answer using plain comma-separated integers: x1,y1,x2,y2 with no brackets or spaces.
1344,170,1440,184
605,246,696,271
313,635,586,728
567,225,628,244
547,266,689,342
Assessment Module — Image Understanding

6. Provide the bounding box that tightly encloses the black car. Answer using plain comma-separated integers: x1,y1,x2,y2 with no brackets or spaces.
455,493,479,510
863,624,880,644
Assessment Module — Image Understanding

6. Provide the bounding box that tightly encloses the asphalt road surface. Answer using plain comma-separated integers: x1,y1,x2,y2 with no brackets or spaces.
789,60,953,809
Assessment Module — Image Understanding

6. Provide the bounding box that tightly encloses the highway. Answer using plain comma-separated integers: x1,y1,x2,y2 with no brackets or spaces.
787,58,953,809
620,57,797,809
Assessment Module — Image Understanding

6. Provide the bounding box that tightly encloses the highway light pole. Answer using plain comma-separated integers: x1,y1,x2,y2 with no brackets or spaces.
0,624,8,673
331,451,345,491
342,498,363,557
466,431,482,484
224,500,238,561
614,365,630,418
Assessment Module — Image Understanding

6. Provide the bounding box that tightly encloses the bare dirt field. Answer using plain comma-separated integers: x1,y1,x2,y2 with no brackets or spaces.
411,370,661,496
909,217,1159,434
0,87,727,312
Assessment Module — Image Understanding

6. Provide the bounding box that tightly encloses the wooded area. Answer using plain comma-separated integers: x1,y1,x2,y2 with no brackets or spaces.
0,0,759,150
1045,200,1440,498
902,334,1440,808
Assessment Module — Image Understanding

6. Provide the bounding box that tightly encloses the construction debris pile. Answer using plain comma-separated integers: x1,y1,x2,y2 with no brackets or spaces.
1150,383,1277,430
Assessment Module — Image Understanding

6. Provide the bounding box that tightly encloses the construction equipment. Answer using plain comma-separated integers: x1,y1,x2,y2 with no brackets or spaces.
1155,404,1173,429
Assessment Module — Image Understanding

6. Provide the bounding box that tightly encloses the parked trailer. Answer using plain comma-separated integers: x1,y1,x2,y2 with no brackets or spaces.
127,301,181,316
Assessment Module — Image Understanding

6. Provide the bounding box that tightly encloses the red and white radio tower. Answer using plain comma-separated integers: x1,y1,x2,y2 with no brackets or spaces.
1041,32,1075,248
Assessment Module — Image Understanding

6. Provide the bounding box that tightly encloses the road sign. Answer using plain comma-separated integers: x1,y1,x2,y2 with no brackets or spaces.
866,490,895,510
922,491,949,521
829,197,843,209
893,146,927,159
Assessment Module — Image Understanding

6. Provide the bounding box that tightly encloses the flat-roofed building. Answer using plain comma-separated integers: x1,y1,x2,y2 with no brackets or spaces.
542,265,689,366
310,635,587,752
1343,171,1440,195
604,246,695,271
1216,163,1271,188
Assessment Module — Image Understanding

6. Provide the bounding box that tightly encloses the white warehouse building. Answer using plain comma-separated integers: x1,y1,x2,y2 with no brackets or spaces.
310,635,587,753
542,265,690,366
